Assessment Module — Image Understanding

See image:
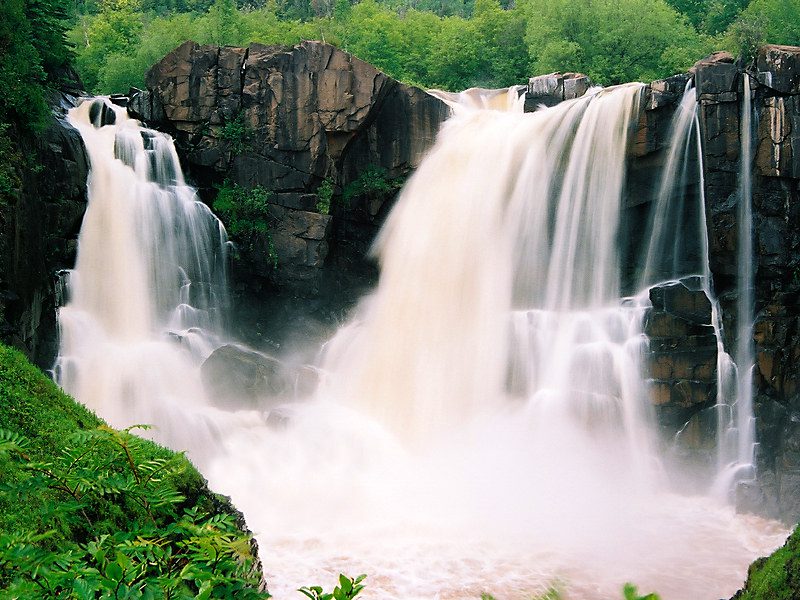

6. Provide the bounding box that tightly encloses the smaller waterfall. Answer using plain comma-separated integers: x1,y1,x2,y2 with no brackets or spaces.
56,98,231,454
639,81,705,288
715,74,757,492
736,74,756,472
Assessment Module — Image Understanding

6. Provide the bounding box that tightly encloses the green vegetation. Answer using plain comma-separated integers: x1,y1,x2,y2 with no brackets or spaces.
316,178,334,215
63,0,800,97
299,573,366,600
732,524,800,600
0,0,73,209
213,181,279,269
481,582,659,600
342,165,402,210
220,112,252,155
623,583,661,600
0,343,266,598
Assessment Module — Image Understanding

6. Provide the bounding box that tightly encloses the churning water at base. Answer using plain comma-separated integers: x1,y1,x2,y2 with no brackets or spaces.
58,94,786,600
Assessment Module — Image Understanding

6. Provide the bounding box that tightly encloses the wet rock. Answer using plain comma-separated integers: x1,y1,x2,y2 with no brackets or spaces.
756,45,800,95
201,344,290,409
755,94,800,179
647,73,691,110
525,72,592,110
0,84,89,366
693,51,737,99
645,280,717,428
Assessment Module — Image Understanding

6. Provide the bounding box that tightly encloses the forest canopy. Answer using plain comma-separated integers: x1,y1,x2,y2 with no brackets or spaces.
64,0,800,95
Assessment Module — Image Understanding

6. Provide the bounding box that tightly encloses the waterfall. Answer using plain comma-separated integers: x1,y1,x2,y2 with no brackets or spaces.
57,93,785,600
714,74,757,492
640,81,706,288
56,98,231,459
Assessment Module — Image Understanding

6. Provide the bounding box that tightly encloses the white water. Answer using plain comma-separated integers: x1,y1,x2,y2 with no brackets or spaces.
733,74,756,474
57,94,786,600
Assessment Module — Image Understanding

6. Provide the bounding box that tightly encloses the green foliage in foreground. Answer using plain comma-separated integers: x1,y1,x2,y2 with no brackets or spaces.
623,583,660,600
299,573,366,600
0,343,266,597
732,524,800,600
480,581,660,600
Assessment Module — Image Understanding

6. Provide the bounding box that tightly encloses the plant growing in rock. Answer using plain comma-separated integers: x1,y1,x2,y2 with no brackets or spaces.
316,178,334,215
214,181,278,270
342,165,403,212
220,112,251,155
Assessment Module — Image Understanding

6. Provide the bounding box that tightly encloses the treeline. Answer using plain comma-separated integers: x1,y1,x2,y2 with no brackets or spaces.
69,0,800,96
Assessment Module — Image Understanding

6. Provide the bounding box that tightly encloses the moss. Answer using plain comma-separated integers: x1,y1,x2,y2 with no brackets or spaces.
733,526,800,599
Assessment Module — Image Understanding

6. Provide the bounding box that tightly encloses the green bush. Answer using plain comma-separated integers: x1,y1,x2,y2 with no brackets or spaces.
0,427,266,599
299,573,366,600
219,112,251,155
315,178,334,215
0,343,266,598
213,181,278,270
342,165,402,210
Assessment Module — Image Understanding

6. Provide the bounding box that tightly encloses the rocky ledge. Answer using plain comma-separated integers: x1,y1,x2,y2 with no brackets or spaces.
131,40,449,296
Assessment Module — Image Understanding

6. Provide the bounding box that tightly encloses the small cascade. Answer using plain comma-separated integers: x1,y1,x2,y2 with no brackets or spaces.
639,81,706,288
55,98,230,452
713,74,757,493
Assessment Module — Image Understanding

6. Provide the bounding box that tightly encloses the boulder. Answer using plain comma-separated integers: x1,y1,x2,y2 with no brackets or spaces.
525,72,592,110
200,344,290,409
692,51,737,100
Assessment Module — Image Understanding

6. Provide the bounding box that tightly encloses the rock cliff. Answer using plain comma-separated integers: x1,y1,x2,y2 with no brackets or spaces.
131,41,448,295
0,75,88,368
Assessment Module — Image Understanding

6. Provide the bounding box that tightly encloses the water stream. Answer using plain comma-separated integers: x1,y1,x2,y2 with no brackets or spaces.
57,90,786,600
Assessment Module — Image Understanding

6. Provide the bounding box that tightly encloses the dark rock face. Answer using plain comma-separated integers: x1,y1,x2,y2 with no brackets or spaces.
527,50,800,521
134,41,448,298
0,80,89,368
645,278,718,432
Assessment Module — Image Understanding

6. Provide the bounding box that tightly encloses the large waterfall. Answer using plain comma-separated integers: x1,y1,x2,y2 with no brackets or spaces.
58,92,785,599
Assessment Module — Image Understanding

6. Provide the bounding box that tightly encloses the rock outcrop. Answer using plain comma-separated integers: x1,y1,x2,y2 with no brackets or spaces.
132,41,448,297
0,78,89,368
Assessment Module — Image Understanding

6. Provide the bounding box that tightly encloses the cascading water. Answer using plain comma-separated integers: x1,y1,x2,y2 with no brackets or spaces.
57,93,786,600
57,98,232,460
732,73,756,479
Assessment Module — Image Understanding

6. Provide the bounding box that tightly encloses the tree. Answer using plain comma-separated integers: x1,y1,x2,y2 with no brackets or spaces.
728,0,800,51
522,0,711,85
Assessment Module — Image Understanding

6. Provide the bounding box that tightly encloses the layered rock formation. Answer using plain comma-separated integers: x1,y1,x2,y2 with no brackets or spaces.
131,41,448,296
